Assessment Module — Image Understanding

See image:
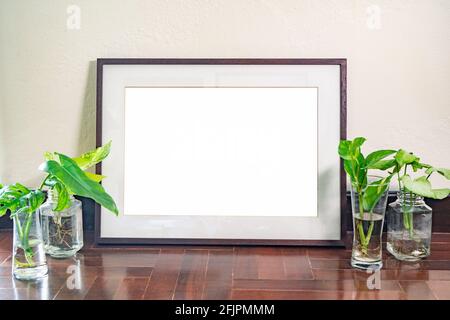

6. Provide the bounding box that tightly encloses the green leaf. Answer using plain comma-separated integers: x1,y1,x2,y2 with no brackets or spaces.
45,170,104,186
351,137,366,151
365,150,396,168
339,137,366,160
339,137,370,190
39,153,119,215
43,143,110,190
0,184,45,217
362,177,390,212
400,175,450,200
432,189,450,199
344,159,356,183
73,141,112,170
43,176,59,188
52,181,71,211
44,152,59,162
395,149,419,168
401,175,431,197
348,137,365,160
27,190,45,213
368,159,396,170
425,167,450,180
356,153,367,188
338,140,352,160
411,161,422,172
84,172,106,183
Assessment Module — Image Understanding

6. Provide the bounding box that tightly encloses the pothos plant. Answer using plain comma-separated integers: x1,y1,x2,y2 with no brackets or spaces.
339,137,450,253
0,142,118,267
385,149,449,236
338,137,395,254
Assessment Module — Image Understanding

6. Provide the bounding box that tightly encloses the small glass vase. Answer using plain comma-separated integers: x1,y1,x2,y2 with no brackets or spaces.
40,192,84,258
386,192,432,261
350,176,389,270
12,210,48,280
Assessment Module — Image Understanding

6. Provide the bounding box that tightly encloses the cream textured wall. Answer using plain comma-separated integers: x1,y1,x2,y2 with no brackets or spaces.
0,0,449,189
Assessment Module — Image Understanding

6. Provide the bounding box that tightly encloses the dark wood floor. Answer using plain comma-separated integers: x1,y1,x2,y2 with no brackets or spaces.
1,230,450,300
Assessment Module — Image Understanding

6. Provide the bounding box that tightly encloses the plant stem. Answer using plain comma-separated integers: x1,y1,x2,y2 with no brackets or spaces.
397,164,410,230
397,171,402,194
358,192,364,219
401,192,415,237
408,191,414,237
357,222,366,245
357,192,368,254
38,174,49,191
408,212,414,237
17,212,36,267
403,212,409,230
400,197,410,231
14,215,23,240
22,212,33,249
365,220,375,247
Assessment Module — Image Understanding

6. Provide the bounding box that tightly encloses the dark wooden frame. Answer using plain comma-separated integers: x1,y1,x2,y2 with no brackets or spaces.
95,58,348,246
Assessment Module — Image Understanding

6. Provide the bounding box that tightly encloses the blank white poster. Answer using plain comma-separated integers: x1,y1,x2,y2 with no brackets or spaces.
124,87,317,217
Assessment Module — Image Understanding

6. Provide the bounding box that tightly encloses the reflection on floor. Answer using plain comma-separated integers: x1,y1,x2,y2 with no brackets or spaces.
1,231,450,300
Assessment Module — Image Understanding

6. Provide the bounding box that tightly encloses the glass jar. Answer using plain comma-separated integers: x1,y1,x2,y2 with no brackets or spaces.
386,192,432,261
350,176,389,270
12,209,48,280
40,191,83,258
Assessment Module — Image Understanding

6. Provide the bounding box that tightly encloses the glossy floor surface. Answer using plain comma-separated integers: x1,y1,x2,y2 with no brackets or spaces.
1,231,450,300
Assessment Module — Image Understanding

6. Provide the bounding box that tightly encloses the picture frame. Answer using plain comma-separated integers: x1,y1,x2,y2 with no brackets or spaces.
95,58,347,246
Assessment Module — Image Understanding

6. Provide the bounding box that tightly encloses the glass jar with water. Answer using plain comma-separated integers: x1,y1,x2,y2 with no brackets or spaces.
40,191,84,258
386,192,432,261
12,209,48,280
350,176,390,270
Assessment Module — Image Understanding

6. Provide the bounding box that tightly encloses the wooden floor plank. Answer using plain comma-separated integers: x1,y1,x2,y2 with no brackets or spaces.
231,289,406,300
233,247,258,279
233,278,402,292
143,249,184,300
282,248,313,280
313,269,450,281
431,233,450,243
113,277,150,300
54,275,97,300
255,248,286,279
80,250,160,267
427,280,450,300
430,242,450,251
173,249,208,300
398,281,436,300
0,287,62,300
307,248,351,260
309,259,353,270
0,232,11,253
202,250,233,299
0,253,10,265
84,276,123,300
